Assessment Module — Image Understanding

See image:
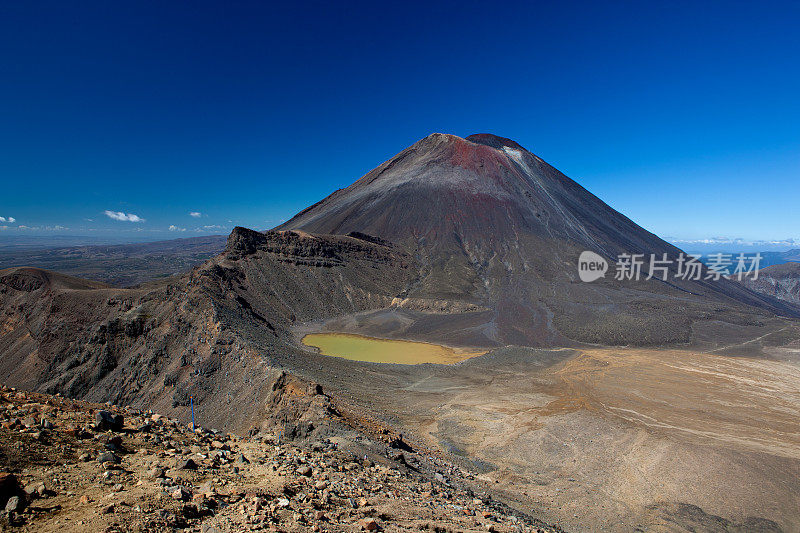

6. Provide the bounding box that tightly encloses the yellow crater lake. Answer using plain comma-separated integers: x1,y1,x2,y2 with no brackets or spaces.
301,333,485,365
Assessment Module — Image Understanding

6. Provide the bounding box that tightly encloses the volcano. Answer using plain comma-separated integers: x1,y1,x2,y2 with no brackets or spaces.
279,133,798,346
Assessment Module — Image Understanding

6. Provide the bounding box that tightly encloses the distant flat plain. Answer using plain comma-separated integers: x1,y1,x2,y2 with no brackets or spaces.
0,235,226,286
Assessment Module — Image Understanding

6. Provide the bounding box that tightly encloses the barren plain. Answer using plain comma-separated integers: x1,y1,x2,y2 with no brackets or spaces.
298,333,800,531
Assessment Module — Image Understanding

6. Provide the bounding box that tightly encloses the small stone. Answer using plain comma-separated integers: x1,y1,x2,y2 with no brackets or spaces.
276,497,290,508
170,486,190,501
79,494,92,504
5,496,21,513
146,467,165,479
24,482,45,498
296,465,312,477
97,451,120,464
359,517,379,531
180,458,198,470
182,503,200,518
101,503,115,514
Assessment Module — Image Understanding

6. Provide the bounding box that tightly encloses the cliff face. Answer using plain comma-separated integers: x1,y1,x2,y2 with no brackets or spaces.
0,229,413,431
737,262,800,306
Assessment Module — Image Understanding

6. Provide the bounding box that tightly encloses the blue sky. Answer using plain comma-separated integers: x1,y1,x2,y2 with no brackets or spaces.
0,1,798,247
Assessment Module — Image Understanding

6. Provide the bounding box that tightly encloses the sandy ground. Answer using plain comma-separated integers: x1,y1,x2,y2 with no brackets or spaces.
300,344,800,532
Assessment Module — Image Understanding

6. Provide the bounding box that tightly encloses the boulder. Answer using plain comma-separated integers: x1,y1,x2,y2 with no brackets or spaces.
95,410,124,432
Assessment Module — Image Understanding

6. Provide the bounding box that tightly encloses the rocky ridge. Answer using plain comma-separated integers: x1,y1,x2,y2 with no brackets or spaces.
0,383,559,532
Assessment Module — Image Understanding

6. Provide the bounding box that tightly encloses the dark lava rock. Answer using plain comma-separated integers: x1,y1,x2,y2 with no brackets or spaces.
180,458,198,470
95,410,124,432
0,473,24,511
389,433,413,452
97,451,121,464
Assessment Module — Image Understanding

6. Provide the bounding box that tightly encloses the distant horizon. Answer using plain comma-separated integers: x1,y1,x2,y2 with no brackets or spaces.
1,225,799,256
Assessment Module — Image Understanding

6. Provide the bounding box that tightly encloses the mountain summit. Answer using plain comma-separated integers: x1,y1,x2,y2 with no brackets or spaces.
280,133,797,345
282,132,657,256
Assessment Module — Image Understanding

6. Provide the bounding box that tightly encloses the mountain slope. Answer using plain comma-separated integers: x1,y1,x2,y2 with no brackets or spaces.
280,133,798,346
738,262,800,306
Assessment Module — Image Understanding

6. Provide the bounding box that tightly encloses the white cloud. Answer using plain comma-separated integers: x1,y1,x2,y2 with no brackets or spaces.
669,237,799,247
169,225,186,232
0,216,15,223
193,224,227,233
189,211,202,218
104,210,144,222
